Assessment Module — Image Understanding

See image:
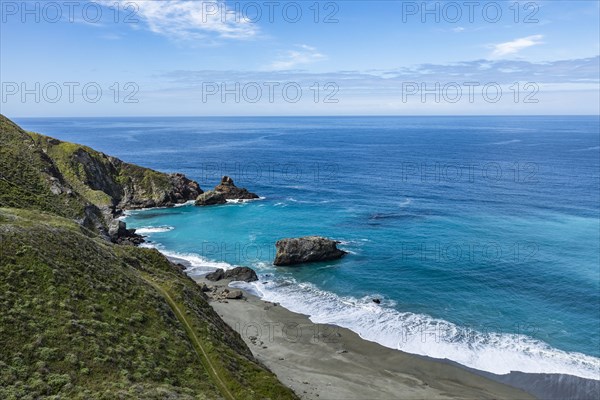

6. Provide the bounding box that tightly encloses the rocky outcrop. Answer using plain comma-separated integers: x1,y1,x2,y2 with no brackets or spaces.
214,176,259,200
0,116,203,241
226,267,259,282
108,220,144,246
225,290,243,299
205,268,225,281
116,166,203,210
168,173,203,204
205,267,259,282
195,190,227,206
206,287,245,300
0,115,107,231
25,128,203,215
273,236,347,266
195,176,259,206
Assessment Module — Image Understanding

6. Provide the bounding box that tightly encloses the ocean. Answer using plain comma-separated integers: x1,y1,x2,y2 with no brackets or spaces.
15,116,600,380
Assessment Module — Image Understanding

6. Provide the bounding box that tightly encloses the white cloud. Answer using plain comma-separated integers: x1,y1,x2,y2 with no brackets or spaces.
164,57,600,87
268,45,326,70
108,0,259,41
452,26,465,33
490,35,544,58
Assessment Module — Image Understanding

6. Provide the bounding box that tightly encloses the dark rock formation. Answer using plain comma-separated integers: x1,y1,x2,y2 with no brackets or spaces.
214,176,259,200
115,168,203,210
226,290,243,299
171,263,187,273
168,173,203,204
195,190,227,206
273,236,347,266
37,137,202,212
205,267,259,282
108,220,144,246
225,267,259,282
108,220,128,242
211,288,244,300
205,268,225,281
194,176,258,206
372,298,381,304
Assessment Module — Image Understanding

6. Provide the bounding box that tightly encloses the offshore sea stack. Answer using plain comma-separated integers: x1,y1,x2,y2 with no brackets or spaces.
215,176,259,200
273,236,347,266
195,176,259,206
195,190,227,206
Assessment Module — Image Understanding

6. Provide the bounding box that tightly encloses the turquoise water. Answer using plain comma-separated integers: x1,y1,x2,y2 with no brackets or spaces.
17,116,600,379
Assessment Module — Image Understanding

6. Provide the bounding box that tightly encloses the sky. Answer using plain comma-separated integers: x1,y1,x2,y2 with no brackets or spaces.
0,0,599,116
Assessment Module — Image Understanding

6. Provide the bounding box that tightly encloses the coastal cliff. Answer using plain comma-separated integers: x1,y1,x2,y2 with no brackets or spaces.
29,132,203,212
0,115,201,240
0,115,297,399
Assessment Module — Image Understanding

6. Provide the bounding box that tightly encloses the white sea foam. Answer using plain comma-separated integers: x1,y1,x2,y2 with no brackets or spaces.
341,249,359,255
135,226,175,234
140,242,600,380
337,238,369,246
283,197,334,205
335,241,358,254
225,197,266,204
142,245,237,276
491,139,522,145
570,146,600,152
335,238,371,254
117,210,132,220
119,200,195,220
398,198,412,207
174,200,196,207
234,277,600,380
166,251,236,276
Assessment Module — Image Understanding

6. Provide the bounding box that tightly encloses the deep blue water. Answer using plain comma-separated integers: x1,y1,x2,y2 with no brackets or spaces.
15,116,600,379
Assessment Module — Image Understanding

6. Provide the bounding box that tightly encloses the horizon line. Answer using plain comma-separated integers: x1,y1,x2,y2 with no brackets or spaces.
9,114,600,119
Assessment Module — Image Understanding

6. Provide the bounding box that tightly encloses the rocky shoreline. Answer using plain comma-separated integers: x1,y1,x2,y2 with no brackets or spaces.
8,112,591,399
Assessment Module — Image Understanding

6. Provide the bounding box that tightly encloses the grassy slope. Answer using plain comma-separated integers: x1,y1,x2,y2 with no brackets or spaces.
0,115,94,224
0,115,297,399
0,208,297,400
28,130,189,210
27,134,117,208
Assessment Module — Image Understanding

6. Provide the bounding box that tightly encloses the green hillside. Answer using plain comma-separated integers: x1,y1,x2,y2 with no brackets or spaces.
0,116,102,231
27,131,202,212
0,116,298,400
0,114,201,236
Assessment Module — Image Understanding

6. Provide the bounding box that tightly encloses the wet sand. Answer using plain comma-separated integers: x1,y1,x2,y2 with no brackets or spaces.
194,277,537,400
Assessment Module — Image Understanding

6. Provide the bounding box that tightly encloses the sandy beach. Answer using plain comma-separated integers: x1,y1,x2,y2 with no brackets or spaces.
193,276,536,400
